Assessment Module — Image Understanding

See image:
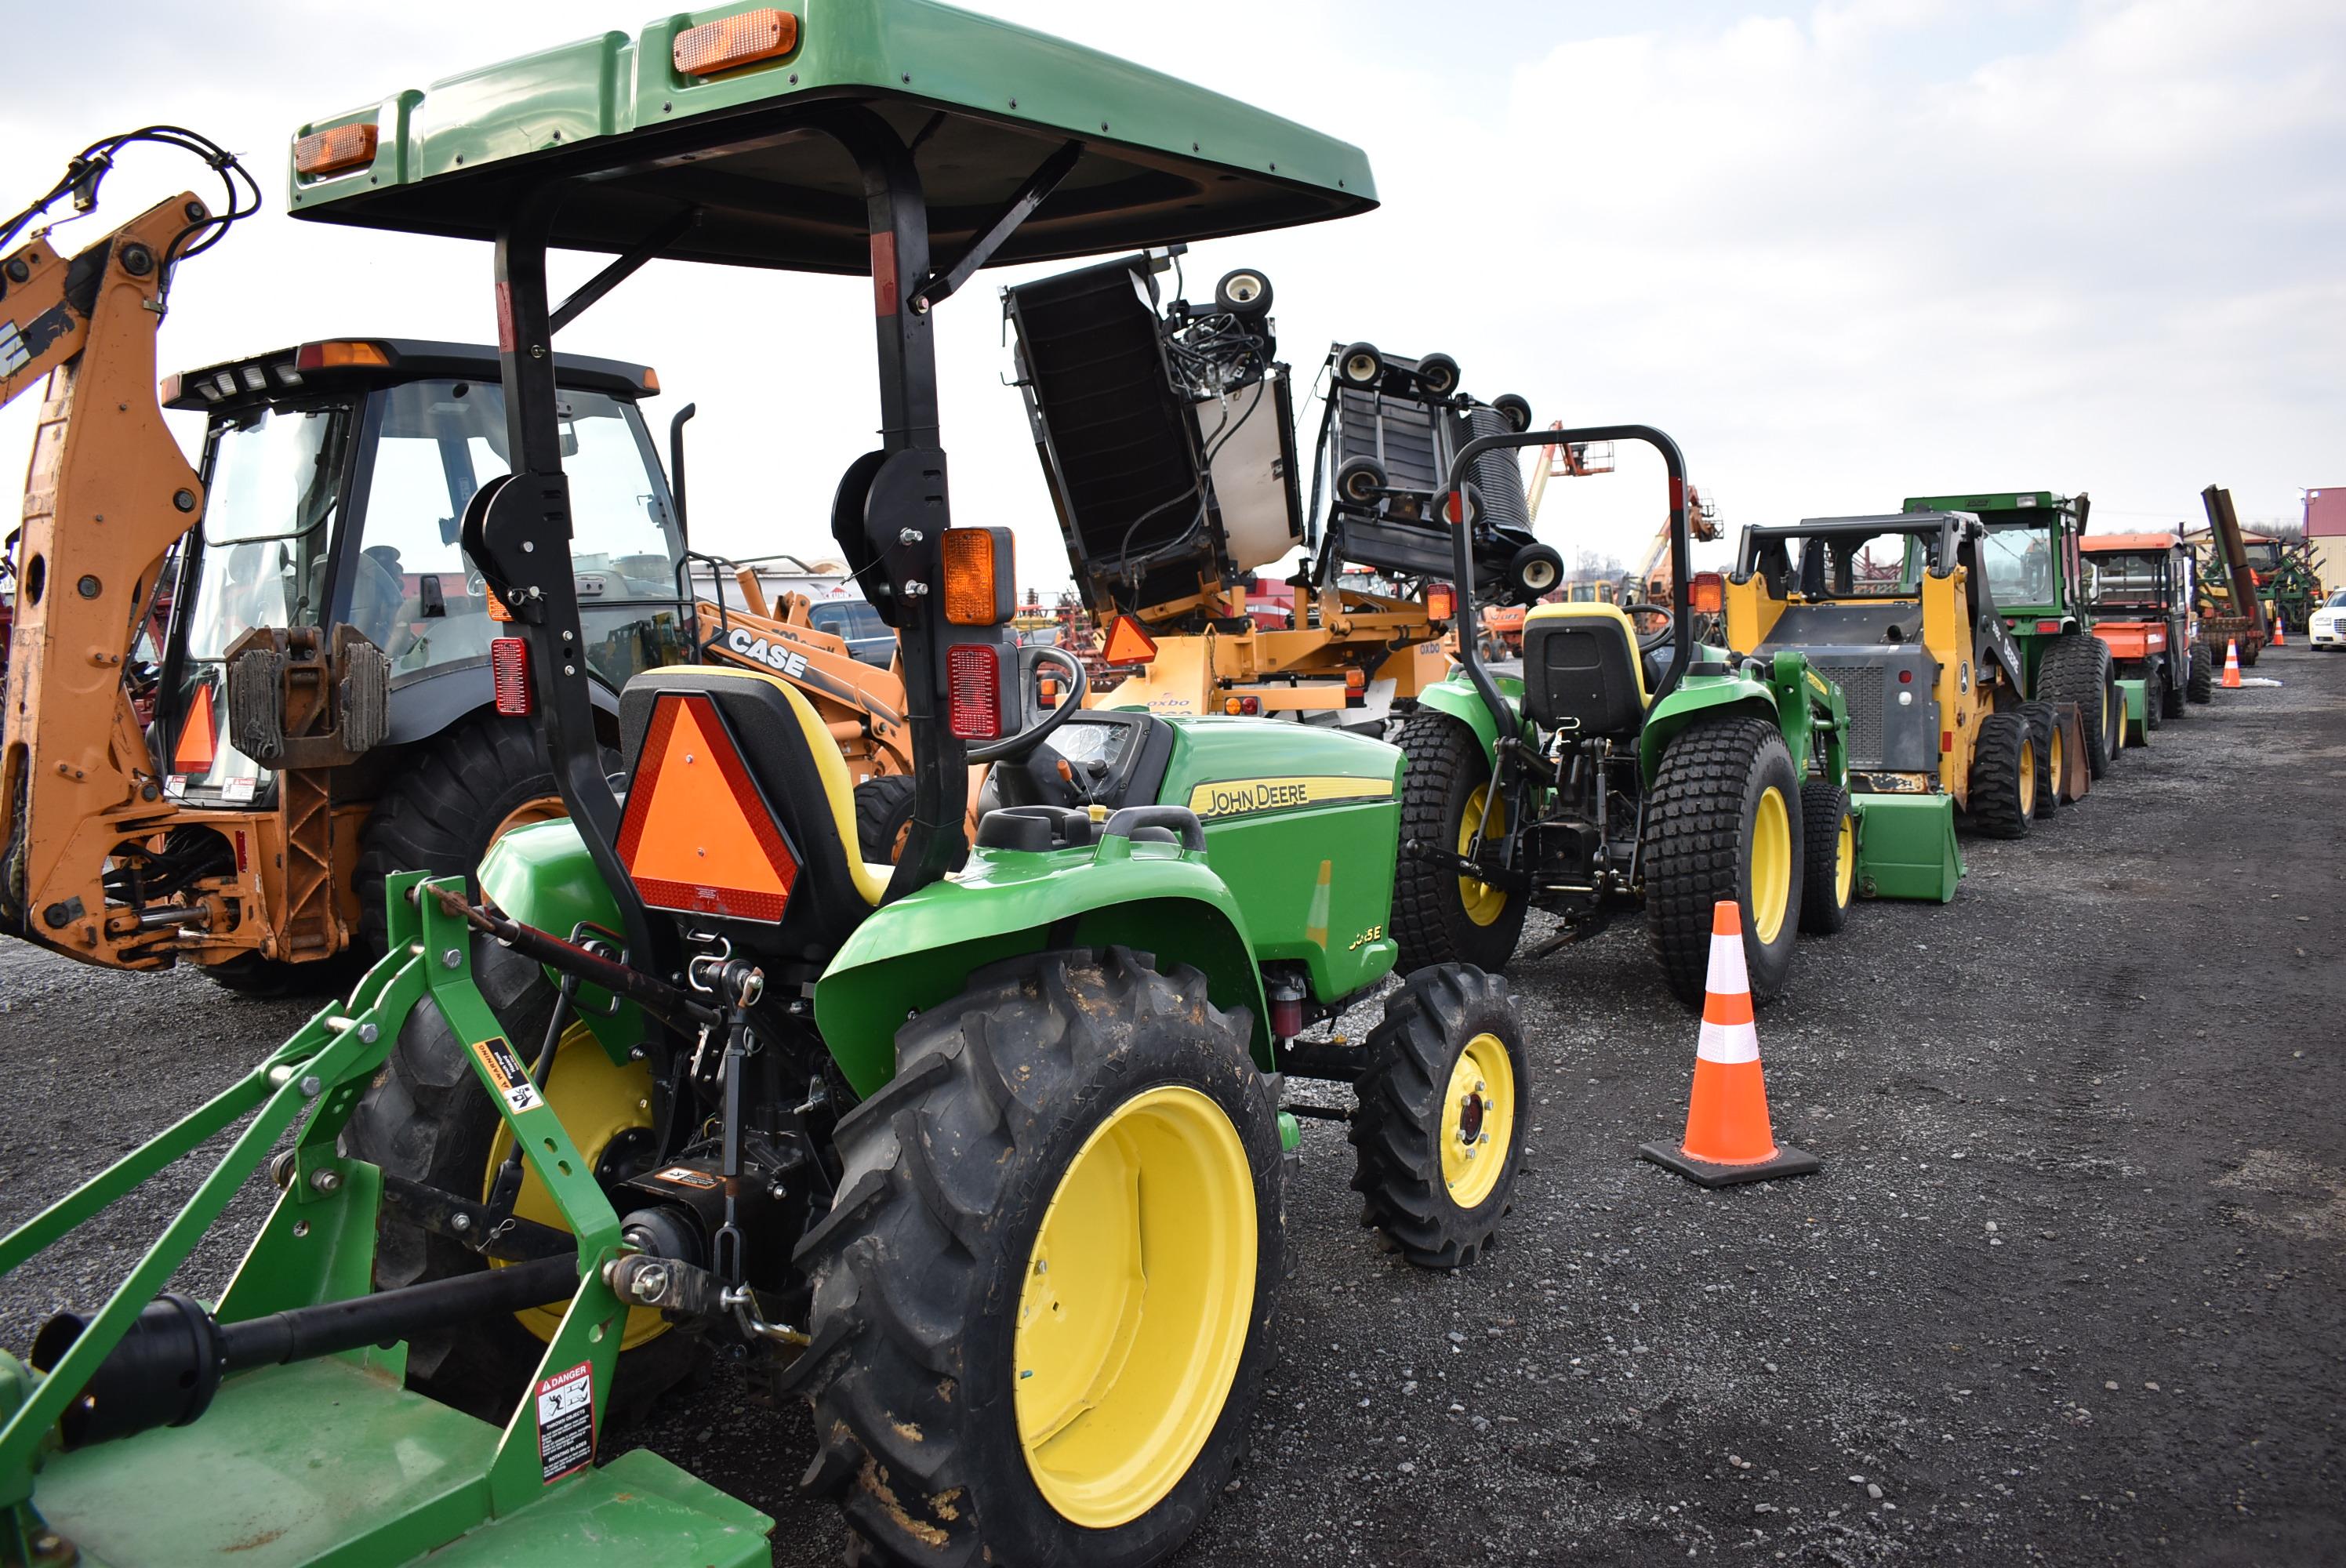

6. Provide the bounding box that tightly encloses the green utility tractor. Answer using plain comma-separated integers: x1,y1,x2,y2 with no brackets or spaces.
1722,512,2083,903
1901,490,2123,778
1391,427,1857,1009
0,10,1536,1568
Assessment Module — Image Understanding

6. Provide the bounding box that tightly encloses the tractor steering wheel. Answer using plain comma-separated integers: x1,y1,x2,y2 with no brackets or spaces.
1625,601,1676,652
967,644,1089,764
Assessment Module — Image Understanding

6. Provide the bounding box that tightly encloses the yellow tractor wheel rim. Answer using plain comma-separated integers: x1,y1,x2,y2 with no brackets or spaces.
1749,786,1792,945
1834,810,1856,907
2017,737,2037,817
1438,1032,1516,1209
1015,1085,1256,1530
2048,725,2064,797
1456,783,1508,927
484,1023,666,1349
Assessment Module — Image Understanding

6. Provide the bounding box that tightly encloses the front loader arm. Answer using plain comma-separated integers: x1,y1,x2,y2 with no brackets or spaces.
1,196,209,951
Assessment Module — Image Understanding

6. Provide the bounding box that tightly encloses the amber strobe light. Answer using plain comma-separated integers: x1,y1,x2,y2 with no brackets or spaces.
947,645,1004,739
292,123,378,178
674,8,799,75
490,638,531,715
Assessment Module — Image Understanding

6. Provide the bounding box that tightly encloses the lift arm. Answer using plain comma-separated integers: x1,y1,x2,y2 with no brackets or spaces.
0,194,211,951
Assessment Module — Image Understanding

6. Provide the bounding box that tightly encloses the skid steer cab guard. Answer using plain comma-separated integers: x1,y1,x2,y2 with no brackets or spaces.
1390,426,1856,1009
2,9,1542,1568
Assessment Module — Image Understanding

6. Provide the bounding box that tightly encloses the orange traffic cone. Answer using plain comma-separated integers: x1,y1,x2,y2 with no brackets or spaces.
2220,638,2242,688
1640,902,1821,1188
2270,619,2285,647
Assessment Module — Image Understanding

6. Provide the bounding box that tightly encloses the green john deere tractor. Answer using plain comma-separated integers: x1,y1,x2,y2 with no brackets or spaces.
0,9,1533,1566
1902,490,2125,776
1391,427,1857,1008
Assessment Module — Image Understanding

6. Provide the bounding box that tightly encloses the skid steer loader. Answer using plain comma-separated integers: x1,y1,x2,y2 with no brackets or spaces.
2,8,1535,1566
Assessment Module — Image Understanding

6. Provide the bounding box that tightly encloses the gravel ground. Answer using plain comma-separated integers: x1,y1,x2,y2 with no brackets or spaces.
2,648,2340,1566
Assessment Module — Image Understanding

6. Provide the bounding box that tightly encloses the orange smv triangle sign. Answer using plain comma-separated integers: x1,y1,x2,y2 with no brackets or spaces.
616,695,798,921
1099,615,1158,666
172,681,218,774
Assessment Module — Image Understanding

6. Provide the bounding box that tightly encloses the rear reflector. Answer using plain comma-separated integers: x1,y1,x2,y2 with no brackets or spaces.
491,637,531,715
674,8,799,75
1941,730,1955,753
1100,615,1158,666
292,123,378,178
947,645,1004,739
616,695,800,922
2036,619,2061,634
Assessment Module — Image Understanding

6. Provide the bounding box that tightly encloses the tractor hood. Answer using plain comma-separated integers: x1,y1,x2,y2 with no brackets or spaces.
286,1,1377,272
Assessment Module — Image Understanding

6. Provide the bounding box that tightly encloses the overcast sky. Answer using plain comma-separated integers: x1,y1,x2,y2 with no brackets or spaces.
5,0,2340,593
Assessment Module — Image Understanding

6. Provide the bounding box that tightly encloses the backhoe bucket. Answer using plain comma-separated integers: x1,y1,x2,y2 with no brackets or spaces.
1849,793,1963,902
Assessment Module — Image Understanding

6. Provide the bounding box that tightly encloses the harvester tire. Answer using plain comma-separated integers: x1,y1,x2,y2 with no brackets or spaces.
853,774,920,863
1643,717,1803,1008
354,715,603,958
2018,701,2061,818
1797,782,1854,935
342,935,695,1428
2035,633,2114,779
2186,648,2214,704
1392,709,1525,975
1349,964,1527,1269
1966,712,2033,840
786,947,1280,1567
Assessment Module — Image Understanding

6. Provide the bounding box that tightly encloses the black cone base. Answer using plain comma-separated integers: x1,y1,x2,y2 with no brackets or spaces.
1640,1139,1821,1189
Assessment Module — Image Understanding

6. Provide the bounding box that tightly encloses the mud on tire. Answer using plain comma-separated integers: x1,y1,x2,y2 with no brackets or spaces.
1392,709,1525,975
1643,717,1803,1009
785,947,1282,1568
1349,964,1527,1270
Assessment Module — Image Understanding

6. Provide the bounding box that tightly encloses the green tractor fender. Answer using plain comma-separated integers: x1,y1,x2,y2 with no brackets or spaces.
1636,670,1790,783
1413,672,1527,769
479,821,1272,1099
813,840,1269,1097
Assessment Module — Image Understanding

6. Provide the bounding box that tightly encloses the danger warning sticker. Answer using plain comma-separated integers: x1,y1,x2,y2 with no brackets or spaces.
535,1360,596,1483
470,1034,544,1114
652,1166,720,1189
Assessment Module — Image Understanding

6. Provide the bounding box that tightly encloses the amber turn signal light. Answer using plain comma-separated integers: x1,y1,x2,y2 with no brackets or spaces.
1425,583,1455,622
675,8,799,75
942,527,1014,626
293,123,378,178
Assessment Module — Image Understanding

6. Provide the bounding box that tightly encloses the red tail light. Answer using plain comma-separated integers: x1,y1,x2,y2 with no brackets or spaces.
947,645,1004,739
2036,619,2061,634
1941,730,1955,753
1898,669,1913,684
491,637,532,715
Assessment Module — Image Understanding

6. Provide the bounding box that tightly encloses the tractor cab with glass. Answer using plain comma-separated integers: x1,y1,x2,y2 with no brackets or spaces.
0,7,1531,1566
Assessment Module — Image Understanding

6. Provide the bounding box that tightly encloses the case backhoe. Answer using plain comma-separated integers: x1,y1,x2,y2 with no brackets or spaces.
2,8,1534,1566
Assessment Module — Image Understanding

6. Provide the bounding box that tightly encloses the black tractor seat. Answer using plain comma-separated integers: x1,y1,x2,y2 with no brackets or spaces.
1520,603,1651,737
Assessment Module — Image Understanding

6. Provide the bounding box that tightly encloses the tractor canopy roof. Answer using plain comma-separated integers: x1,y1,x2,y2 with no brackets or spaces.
285,1,1377,271
162,337,658,412
2080,532,2180,554
1778,510,1981,539
1902,490,2082,528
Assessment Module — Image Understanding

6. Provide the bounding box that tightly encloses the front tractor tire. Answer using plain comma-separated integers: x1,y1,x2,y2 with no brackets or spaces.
853,773,919,863
1643,717,1804,1008
354,714,600,957
1349,964,1528,1270
1392,710,1526,975
1797,782,1855,936
1965,712,2035,840
789,948,1282,1568
2019,700,2063,818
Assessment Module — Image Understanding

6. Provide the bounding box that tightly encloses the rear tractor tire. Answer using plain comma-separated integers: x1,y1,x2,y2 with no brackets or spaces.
788,948,1281,1568
1965,712,2034,840
1797,782,1854,935
1349,964,1527,1270
2186,647,2214,704
1392,709,1526,975
355,714,601,958
2034,633,2115,780
1643,717,1804,1009
2019,700,2061,818
340,935,692,1427
2158,655,2185,720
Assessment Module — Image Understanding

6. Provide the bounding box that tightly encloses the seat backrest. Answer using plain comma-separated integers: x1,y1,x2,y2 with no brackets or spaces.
615,666,888,963
1521,603,1649,736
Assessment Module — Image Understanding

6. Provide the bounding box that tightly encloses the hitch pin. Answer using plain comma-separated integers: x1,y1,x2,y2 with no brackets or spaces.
721,1285,809,1347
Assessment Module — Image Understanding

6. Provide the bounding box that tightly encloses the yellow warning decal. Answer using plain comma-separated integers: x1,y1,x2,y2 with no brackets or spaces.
1185,775,1394,820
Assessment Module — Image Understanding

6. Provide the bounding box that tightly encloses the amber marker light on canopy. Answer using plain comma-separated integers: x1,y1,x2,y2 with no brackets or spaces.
1689,573,1725,615
292,123,378,178
674,8,800,76
1425,583,1455,622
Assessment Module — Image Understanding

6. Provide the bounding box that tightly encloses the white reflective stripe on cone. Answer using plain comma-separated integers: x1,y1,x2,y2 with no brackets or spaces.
1704,931,1752,1000
1697,1018,1761,1065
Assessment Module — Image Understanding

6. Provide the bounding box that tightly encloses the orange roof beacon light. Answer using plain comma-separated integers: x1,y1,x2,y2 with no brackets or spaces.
674,8,800,76
616,695,801,921
1099,615,1159,666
